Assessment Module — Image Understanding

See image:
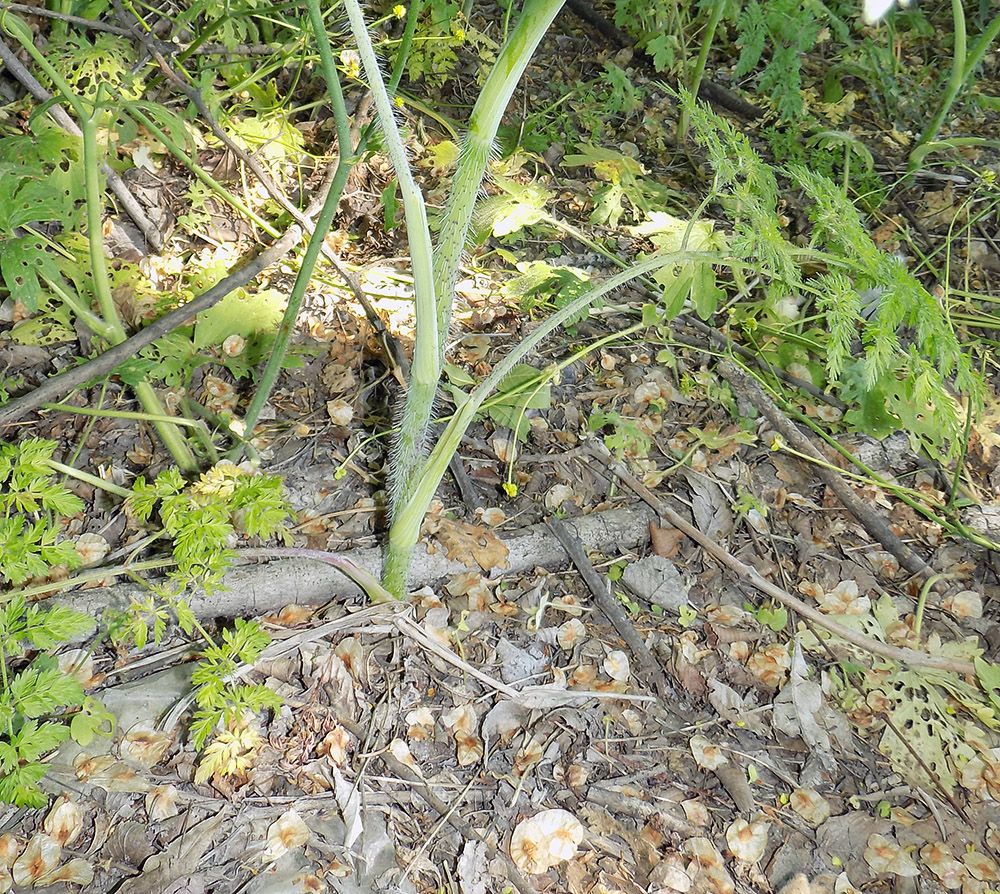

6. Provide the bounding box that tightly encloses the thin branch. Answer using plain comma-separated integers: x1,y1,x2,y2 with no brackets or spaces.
715,359,946,589
585,439,976,677
0,225,303,430
0,37,164,252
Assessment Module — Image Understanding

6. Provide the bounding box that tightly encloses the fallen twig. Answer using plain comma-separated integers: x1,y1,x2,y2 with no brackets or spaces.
547,517,680,702
585,439,977,677
715,359,947,591
0,225,303,429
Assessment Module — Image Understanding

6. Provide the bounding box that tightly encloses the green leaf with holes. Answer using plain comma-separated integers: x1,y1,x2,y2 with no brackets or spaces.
0,129,84,230
193,288,286,349
0,178,71,235
0,237,66,311
875,670,978,793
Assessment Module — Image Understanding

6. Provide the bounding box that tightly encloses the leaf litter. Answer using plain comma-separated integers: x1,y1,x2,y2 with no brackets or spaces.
1,5,1000,894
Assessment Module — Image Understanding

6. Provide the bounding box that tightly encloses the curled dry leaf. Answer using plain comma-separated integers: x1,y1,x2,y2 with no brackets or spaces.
705,604,750,626
441,705,484,765
941,589,983,620
478,507,506,526
57,649,102,688
746,643,791,688
74,532,109,565
690,735,728,771
864,833,920,877
657,864,693,894
43,796,83,847
603,650,630,682
684,837,734,894
146,784,181,822
35,859,94,887
455,734,484,766
509,809,584,874
514,734,546,776
920,842,966,889
619,708,643,736
73,753,115,781
544,484,577,511
388,738,420,772
405,707,435,741
789,788,831,827
317,726,353,766
12,834,60,887
571,665,597,688
441,704,478,737
326,398,354,426
682,799,709,826
120,726,173,768
264,809,310,863
557,618,586,650
726,817,769,863
334,637,363,679
963,851,1000,881
0,835,17,867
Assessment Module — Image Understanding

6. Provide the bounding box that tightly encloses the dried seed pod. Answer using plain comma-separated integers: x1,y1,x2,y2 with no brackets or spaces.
509,809,584,874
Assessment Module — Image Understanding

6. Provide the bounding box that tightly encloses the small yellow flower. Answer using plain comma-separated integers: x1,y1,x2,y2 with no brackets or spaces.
452,26,465,41
770,434,785,452
339,49,361,80
393,4,406,18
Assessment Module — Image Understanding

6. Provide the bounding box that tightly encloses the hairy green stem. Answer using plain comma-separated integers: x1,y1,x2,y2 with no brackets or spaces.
342,0,441,596
433,0,565,348
385,253,701,591
380,0,566,595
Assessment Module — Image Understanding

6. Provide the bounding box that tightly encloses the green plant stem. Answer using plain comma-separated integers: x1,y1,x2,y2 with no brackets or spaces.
433,0,565,346
383,253,697,596
382,0,567,585
913,572,952,639
678,0,727,142
80,116,198,471
0,14,197,469
343,0,441,589
238,0,359,442
46,459,133,499
911,0,1000,166
41,403,202,428
124,104,278,235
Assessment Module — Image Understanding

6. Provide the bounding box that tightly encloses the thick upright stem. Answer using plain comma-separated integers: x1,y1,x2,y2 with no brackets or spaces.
383,0,566,597
678,0,727,143
432,0,566,350
342,0,440,599
909,0,1000,168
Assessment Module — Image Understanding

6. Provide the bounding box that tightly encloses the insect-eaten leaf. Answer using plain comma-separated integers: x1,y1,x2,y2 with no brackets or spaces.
194,288,285,350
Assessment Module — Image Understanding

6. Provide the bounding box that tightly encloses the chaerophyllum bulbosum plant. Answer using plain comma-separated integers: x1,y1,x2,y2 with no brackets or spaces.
336,0,701,597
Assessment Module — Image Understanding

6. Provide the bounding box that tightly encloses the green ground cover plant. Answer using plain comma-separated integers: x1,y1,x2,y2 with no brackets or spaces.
0,0,998,810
